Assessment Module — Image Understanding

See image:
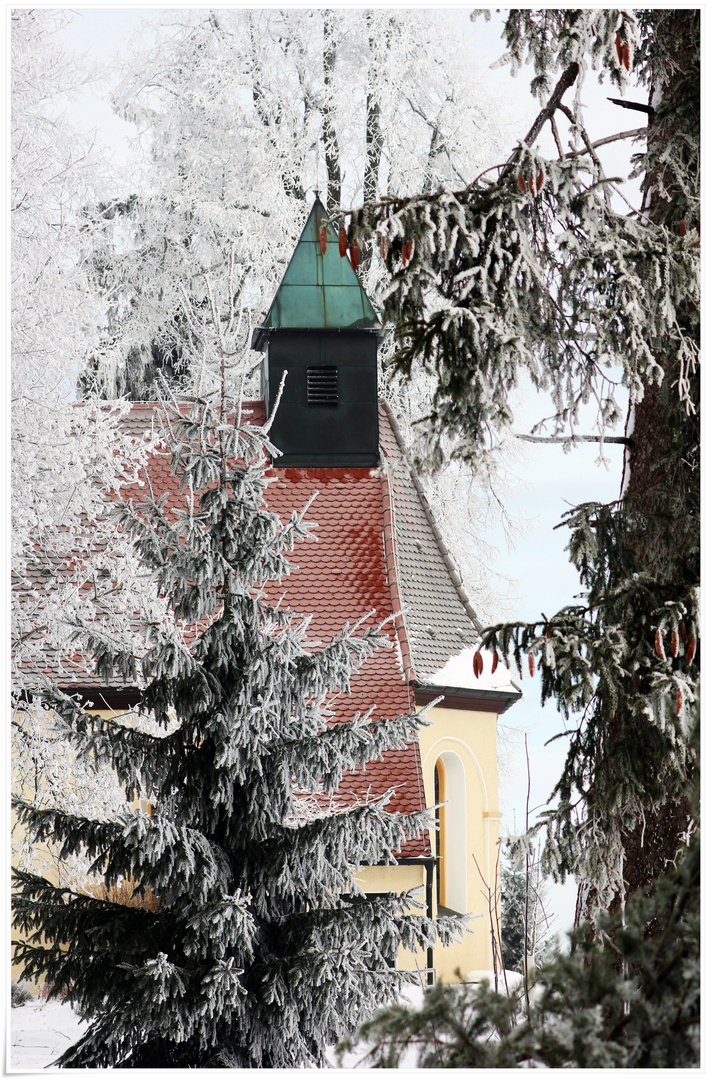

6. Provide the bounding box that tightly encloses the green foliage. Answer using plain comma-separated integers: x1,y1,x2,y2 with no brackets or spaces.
341,823,699,1068
499,850,555,973
347,2,699,905
479,494,699,898
12,397,456,1067
343,6,699,1068
349,11,699,474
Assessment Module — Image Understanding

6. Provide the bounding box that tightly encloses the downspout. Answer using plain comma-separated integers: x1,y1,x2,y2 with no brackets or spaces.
396,857,436,985
426,860,435,986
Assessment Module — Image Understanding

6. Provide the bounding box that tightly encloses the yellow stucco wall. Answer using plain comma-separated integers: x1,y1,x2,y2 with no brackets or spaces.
353,704,502,984
420,704,502,981
13,705,502,991
11,707,143,992
355,863,431,976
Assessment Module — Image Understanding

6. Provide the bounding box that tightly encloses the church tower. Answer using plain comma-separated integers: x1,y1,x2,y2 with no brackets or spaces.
252,197,381,467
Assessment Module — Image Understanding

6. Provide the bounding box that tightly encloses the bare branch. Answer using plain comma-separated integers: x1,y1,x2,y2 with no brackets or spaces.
607,97,655,117
506,62,580,168
515,434,631,446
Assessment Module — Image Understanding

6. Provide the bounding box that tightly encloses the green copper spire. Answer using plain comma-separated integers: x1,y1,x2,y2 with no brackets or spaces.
259,197,380,334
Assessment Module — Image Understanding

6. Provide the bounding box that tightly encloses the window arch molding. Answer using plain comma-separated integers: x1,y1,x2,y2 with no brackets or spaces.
423,736,489,811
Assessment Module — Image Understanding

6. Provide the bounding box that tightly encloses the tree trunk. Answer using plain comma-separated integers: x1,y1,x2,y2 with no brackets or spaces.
577,10,700,926
363,13,383,206
322,12,341,213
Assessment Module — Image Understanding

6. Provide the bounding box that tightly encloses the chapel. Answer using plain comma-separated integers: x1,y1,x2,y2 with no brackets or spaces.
15,197,521,984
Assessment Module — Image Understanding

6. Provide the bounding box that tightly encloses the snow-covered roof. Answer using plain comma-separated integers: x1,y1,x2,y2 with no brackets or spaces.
430,645,520,695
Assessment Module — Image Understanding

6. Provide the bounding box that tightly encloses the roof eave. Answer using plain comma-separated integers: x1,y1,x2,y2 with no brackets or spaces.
252,323,383,352
413,682,523,715
57,686,143,710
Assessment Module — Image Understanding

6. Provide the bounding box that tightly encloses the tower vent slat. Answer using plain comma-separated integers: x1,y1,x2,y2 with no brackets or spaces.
307,366,338,406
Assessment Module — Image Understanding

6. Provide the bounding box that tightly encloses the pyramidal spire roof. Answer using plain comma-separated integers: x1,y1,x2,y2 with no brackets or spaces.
254,197,380,347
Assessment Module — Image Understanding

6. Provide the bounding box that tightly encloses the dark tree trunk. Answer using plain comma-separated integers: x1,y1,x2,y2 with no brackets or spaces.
363,13,383,206
619,11,699,910
576,10,700,926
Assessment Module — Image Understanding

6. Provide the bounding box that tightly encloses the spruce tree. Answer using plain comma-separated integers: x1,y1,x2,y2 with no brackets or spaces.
340,7,699,1066
349,5,699,924
12,394,457,1068
499,850,555,975
340,809,700,1068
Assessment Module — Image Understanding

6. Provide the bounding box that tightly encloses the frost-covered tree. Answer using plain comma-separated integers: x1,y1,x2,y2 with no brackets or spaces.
499,847,555,975
10,11,170,894
12,389,460,1068
82,8,503,404
350,4,699,918
341,7,699,1066
11,10,159,686
72,8,518,620
11,9,170,873
340,809,699,1067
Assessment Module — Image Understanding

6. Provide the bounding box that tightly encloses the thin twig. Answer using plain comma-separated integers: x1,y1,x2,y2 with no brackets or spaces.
570,126,647,155
264,369,287,434
550,115,564,159
523,733,532,1017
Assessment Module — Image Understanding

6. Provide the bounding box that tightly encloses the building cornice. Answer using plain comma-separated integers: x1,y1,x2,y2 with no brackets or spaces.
413,683,522,715
58,687,143,711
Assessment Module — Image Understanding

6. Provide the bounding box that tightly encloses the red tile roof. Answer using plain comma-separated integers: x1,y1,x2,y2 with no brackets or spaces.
237,405,431,856
21,398,521,858
44,402,432,858
18,396,523,858
256,463,428,853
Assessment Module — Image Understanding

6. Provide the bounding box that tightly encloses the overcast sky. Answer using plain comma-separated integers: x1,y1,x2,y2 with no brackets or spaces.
55,6,646,937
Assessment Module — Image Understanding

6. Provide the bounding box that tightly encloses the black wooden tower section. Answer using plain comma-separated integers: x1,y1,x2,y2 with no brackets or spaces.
252,198,381,468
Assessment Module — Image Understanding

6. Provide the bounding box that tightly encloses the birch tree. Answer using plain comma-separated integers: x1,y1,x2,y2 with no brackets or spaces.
11,9,161,689
11,11,168,885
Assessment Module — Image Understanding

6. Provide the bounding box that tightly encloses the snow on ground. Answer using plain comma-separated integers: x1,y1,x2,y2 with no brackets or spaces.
9,998,88,1072
325,975,524,1068
9,976,521,1070
325,984,426,1069
10,992,425,1071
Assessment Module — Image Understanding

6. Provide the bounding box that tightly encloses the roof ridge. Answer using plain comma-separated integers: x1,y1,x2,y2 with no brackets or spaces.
379,401,483,639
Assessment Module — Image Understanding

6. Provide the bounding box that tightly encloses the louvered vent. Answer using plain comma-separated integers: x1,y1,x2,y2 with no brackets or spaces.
307,366,338,406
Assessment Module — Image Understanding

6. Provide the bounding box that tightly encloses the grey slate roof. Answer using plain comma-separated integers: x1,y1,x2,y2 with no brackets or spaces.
378,402,482,682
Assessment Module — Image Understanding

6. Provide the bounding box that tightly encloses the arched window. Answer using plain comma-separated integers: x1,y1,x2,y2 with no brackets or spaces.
433,751,468,915
434,759,446,908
